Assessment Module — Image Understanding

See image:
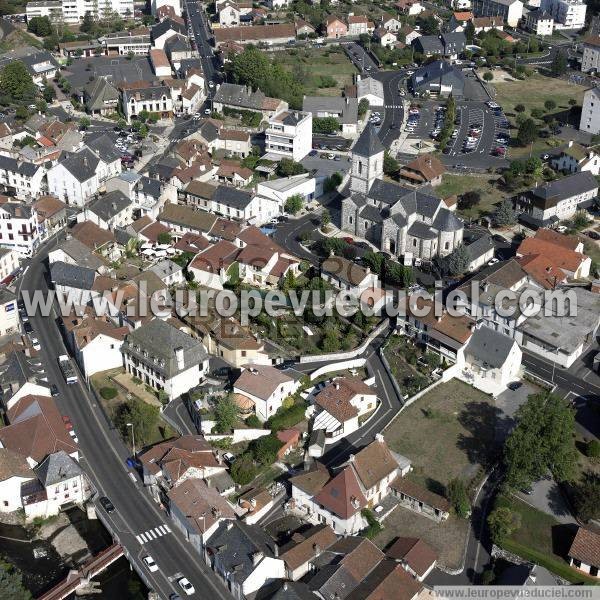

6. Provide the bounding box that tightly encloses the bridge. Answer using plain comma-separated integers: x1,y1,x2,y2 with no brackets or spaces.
38,543,124,600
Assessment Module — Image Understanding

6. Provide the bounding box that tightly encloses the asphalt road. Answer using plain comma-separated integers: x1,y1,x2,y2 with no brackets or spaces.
376,70,405,148
343,41,379,74
184,0,219,83
20,239,231,600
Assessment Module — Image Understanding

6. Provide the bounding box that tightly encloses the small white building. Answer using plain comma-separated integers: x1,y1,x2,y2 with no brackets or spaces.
0,202,40,257
233,364,300,422
0,449,35,513
356,77,385,107
0,247,20,283
551,142,600,176
568,526,600,579
458,326,522,395
265,110,313,162
524,9,554,35
580,87,600,136
581,35,600,74
256,173,316,209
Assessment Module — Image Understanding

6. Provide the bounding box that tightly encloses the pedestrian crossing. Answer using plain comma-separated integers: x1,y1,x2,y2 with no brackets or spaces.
135,524,171,544
385,105,403,109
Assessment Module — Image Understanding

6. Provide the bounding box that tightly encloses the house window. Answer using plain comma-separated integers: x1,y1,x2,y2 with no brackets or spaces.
445,241,450,250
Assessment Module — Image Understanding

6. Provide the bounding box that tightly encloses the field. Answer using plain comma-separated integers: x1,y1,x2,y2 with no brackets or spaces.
436,174,506,220
0,27,42,52
495,495,598,584
383,379,498,492
494,73,585,116
272,47,358,97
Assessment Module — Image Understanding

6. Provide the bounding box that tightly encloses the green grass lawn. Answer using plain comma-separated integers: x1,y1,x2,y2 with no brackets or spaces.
272,47,358,97
0,28,43,52
495,495,598,584
494,73,585,115
383,379,497,493
436,174,506,220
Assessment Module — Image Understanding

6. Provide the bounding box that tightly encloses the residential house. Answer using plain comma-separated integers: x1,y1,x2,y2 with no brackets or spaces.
256,174,316,209
238,487,274,525
158,203,218,239
265,111,313,162
449,11,474,31
386,537,438,581
0,156,45,201
413,33,466,59
326,16,348,38
348,15,369,36
302,96,359,136
345,559,424,600
472,15,505,31
472,0,523,27
0,394,79,467
218,0,240,27
151,18,187,49
0,248,19,283
390,476,451,521
398,25,421,45
122,85,174,123
50,261,97,307
408,60,466,97
47,236,108,274
150,48,172,78
356,77,385,106
321,255,378,296
540,0,586,30
581,35,600,73
217,129,252,158
524,9,554,35
551,141,600,176
33,195,67,240
568,527,600,578
139,435,225,501
205,521,285,599
81,190,134,230
0,448,36,513
233,363,300,421
296,19,316,36
399,154,446,187
83,77,120,116
381,13,403,32
514,171,598,229
213,83,288,119
210,186,279,224
0,202,40,257
121,318,209,401
168,477,235,554
149,259,185,286
312,377,378,440
579,86,600,136
396,0,425,14
458,325,522,395
465,233,495,272
215,162,253,188
374,27,397,47
280,525,337,581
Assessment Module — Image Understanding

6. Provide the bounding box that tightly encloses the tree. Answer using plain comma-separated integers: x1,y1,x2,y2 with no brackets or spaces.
157,232,172,245
550,51,568,76
568,98,577,106
447,478,470,518
586,439,600,459
0,62,36,103
324,172,342,193
483,71,493,82
313,117,339,134
277,158,305,177
544,99,556,111
487,507,521,543
80,11,96,34
514,104,525,113
458,191,481,210
446,243,471,276
358,98,369,118
464,21,475,44
320,208,331,229
138,109,149,122
416,14,439,35
493,198,517,228
504,392,577,490
138,123,149,139
27,16,52,37
114,399,159,447
42,83,55,103
230,453,257,485
35,99,47,114
0,561,31,600
573,472,600,522
116,118,127,131
525,156,542,176
517,118,537,146
383,151,399,177
284,193,303,215
79,116,91,130
214,394,240,433
250,434,283,466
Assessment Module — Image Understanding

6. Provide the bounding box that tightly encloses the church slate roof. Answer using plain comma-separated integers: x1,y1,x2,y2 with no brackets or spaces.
352,124,384,157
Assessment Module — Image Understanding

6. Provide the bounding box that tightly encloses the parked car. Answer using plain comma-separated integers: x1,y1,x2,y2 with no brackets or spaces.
178,577,195,596
99,497,115,513
143,555,159,573
50,384,59,397
508,381,522,391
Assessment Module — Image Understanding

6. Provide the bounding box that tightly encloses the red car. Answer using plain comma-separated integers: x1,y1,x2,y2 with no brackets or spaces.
62,415,73,431
343,237,354,245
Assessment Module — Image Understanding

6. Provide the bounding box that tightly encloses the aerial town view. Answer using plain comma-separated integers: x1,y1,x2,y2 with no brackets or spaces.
0,0,599,597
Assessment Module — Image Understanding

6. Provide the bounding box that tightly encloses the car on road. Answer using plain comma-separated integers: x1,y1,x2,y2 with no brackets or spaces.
62,415,73,430
493,234,509,243
520,486,533,495
24,321,33,334
99,496,115,513
50,384,59,397
30,336,41,351
178,577,195,595
208,81,214,88
143,555,159,572
309,149,317,156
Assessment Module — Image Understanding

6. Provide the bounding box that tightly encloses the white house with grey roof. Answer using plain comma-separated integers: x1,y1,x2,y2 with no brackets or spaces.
208,186,279,225
80,190,134,230
121,85,174,123
49,261,97,306
121,318,209,401
0,156,45,200
302,96,359,136
256,173,317,208
356,76,384,107
458,326,522,395
580,87,600,136
341,125,463,260
265,110,312,161
0,202,41,257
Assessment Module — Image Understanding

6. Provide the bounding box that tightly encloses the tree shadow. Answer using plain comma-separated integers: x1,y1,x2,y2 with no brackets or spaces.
456,401,507,469
545,481,573,519
424,477,445,497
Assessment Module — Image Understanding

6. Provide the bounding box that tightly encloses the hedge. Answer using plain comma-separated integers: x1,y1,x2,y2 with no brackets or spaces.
266,402,307,431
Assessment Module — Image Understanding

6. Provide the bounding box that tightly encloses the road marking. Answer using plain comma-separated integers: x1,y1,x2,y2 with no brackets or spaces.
158,525,169,535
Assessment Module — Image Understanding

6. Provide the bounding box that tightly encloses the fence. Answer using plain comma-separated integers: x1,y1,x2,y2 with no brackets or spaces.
308,358,366,381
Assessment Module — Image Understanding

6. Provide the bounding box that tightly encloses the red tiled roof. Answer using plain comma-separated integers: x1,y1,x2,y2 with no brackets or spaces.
535,228,581,251
386,537,438,577
517,237,588,274
314,466,367,519
569,527,600,570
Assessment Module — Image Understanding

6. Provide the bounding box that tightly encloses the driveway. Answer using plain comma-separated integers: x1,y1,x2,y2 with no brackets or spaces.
494,380,540,442
514,478,577,524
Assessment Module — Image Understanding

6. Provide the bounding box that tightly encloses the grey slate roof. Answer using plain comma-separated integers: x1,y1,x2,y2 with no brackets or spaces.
87,133,121,163
432,207,463,232
50,261,96,290
414,35,444,54
465,234,494,262
270,581,315,600
212,185,254,210
84,77,119,112
137,176,163,199
214,83,266,111
408,221,438,240
122,319,208,378
0,155,41,177
302,96,358,125
0,287,16,305
58,149,100,182
0,202,33,219
359,203,385,223
53,237,105,271
151,18,187,42
464,326,516,368
207,521,277,586
87,190,131,223
529,172,598,205
35,450,82,486
352,123,384,158
148,259,183,281
123,85,171,104
410,60,466,96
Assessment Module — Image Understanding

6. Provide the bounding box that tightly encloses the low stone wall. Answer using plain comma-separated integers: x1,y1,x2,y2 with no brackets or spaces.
309,358,367,381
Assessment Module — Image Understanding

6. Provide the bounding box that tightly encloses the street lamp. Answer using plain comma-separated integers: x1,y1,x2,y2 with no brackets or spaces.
127,422,136,456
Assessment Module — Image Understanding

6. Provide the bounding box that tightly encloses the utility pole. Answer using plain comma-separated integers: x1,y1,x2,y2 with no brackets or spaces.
127,422,136,456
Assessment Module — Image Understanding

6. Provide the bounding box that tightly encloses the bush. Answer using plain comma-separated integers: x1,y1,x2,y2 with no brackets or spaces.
100,387,118,400
447,478,470,518
245,414,261,428
230,453,257,485
586,439,600,459
266,402,307,431
361,509,382,539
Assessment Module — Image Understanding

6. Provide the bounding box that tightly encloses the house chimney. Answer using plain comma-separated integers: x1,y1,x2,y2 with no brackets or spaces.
252,551,264,566
175,346,184,369
375,433,384,443
348,453,355,462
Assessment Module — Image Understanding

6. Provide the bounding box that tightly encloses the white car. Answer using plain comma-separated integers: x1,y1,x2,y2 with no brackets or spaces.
487,258,500,266
178,577,195,595
143,555,159,573
204,108,211,115
208,81,215,88
327,153,335,160
30,336,41,351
